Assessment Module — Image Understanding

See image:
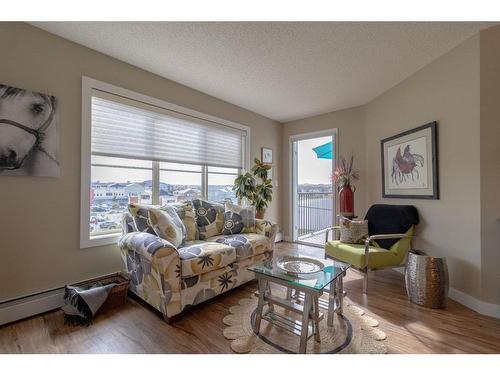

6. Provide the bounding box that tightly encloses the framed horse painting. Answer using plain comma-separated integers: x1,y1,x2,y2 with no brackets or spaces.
0,84,59,177
381,121,438,199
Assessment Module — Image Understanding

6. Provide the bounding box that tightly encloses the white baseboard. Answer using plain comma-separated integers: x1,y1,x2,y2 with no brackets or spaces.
393,267,500,319
0,288,65,326
394,267,406,275
448,287,500,319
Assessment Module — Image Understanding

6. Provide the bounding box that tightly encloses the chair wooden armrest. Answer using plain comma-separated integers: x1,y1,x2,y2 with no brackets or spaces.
325,226,341,242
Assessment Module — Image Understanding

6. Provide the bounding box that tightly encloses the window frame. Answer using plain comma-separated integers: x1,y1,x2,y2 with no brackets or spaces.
80,77,250,249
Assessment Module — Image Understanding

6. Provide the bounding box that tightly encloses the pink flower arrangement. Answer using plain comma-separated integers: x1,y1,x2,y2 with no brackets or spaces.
333,155,360,188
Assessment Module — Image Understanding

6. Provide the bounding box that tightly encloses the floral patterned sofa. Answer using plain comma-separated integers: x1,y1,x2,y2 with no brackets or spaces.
118,199,278,322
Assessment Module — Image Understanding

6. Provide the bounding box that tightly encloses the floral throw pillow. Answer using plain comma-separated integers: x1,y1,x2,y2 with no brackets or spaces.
222,202,256,235
128,203,156,235
192,199,225,240
339,216,368,244
149,206,186,248
165,201,198,241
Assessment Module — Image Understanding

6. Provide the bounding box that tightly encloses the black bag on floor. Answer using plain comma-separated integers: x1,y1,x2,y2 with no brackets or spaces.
62,283,115,325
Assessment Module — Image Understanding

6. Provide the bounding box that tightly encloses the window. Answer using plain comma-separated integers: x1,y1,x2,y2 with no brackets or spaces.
208,166,239,203
90,156,152,238
81,77,250,248
159,162,202,205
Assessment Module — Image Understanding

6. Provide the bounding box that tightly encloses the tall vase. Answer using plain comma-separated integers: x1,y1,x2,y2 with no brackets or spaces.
339,185,354,218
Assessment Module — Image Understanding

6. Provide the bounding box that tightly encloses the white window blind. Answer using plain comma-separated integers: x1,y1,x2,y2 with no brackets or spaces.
91,90,246,169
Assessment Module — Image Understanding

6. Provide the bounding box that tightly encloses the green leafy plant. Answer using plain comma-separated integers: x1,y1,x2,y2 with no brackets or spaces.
233,158,273,217
233,172,255,201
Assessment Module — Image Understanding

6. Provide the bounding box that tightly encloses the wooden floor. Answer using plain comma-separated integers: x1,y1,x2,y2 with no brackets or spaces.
1,242,499,354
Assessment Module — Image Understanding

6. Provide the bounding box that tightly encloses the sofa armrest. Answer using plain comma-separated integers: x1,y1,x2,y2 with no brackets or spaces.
119,231,179,260
255,219,278,245
118,232,182,317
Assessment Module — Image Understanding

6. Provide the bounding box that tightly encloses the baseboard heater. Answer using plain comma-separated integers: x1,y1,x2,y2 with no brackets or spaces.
0,272,122,327
0,287,66,327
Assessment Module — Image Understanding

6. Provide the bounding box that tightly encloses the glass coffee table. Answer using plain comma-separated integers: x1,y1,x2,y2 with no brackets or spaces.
248,256,350,354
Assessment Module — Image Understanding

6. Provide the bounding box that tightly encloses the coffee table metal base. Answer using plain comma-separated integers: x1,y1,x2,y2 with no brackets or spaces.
252,273,346,354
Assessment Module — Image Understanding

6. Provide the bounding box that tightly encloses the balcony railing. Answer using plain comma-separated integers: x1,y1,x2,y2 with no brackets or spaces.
297,192,334,241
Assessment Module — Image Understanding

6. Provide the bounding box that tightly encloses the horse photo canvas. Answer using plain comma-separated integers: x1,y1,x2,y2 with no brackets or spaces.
0,84,59,177
381,122,438,199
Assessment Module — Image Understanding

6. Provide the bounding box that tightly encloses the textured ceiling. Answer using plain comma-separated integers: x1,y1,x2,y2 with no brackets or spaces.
31,22,493,122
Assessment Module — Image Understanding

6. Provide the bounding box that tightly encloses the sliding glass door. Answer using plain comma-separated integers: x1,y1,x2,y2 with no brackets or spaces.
291,130,336,247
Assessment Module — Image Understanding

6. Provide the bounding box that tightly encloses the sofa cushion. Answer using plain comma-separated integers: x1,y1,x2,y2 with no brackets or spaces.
222,202,256,235
209,233,270,261
149,206,186,248
178,240,236,277
165,201,198,242
192,199,225,240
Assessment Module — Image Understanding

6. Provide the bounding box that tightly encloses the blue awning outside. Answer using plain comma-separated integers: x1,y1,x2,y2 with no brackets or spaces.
312,141,333,159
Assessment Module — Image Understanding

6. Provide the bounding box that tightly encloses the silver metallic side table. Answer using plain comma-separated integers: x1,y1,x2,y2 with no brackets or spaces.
405,250,449,308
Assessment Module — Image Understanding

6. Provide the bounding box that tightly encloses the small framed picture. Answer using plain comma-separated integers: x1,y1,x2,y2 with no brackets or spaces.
262,147,273,164
381,121,438,199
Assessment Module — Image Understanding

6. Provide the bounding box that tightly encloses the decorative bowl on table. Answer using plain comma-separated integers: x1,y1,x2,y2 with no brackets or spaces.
276,255,324,275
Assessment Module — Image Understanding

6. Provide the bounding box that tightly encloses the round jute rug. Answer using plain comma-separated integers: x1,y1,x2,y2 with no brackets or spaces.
223,293,387,354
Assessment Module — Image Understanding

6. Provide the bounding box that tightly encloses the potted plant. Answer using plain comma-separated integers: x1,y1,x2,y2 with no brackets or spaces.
233,158,273,219
333,155,359,218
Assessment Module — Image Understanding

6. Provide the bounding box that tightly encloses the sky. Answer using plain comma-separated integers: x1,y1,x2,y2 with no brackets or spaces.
91,156,236,186
297,135,333,185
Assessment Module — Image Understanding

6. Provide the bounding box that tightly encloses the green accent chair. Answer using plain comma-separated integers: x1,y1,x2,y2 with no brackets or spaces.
325,204,418,294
